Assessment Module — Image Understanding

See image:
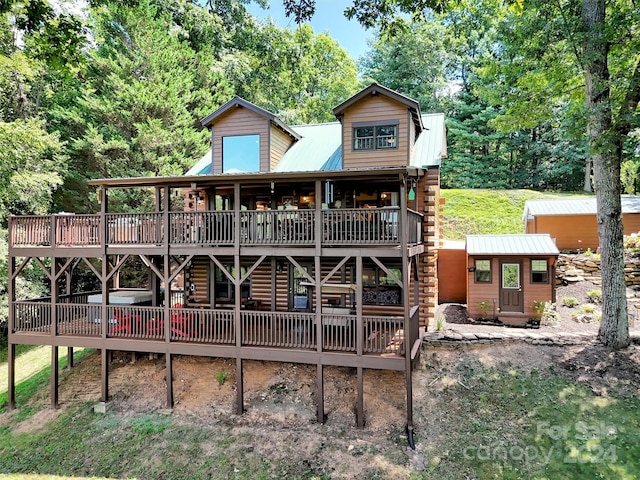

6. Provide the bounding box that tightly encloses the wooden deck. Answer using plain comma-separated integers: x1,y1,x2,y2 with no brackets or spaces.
9,208,422,250
12,301,408,356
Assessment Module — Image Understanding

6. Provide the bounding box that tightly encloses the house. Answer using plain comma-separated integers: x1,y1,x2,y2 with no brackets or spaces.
465,234,560,326
7,83,446,446
523,196,640,251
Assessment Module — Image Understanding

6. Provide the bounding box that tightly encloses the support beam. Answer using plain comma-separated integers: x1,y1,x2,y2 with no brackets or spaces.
51,346,59,408
101,349,109,402
235,357,244,415
8,343,16,410
316,363,324,424
166,353,174,407
67,347,74,369
357,367,364,428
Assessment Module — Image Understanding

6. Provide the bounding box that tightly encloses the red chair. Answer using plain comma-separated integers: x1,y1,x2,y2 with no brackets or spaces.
109,308,141,335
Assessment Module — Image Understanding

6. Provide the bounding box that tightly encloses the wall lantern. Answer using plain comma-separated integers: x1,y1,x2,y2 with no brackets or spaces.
467,266,476,272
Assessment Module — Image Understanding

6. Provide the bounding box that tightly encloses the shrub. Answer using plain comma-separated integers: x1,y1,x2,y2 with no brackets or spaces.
533,301,560,324
477,300,493,319
587,289,602,303
578,303,597,314
561,296,579,308
216,370,228,385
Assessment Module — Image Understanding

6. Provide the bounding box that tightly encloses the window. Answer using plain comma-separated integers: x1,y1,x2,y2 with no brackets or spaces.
353,125,397,150
214,265,250,301
222,134,260,173
531,259,549,283
362,265,402,305
475,259,491,283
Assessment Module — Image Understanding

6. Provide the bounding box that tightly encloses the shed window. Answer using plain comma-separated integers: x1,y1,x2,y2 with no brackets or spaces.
531,259,549,284
353,125,397,150
474,259,491,283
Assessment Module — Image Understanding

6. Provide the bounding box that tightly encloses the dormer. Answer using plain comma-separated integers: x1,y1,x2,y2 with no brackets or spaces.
332,83,426,169
200,97,300,174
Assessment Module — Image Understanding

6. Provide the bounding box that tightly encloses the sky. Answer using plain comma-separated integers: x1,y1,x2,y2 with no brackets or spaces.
248,0,374,60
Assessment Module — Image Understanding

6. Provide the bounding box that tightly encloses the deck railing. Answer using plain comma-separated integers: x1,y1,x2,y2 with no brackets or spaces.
12,298,408,356
10,208,422,248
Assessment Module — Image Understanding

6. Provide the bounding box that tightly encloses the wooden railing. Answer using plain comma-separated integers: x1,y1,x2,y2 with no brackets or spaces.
10,208,422,248
323,208,400,245
12,298,407,356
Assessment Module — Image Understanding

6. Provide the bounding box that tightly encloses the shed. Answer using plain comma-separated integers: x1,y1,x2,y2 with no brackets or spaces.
523,196,640,251
466,234,560,326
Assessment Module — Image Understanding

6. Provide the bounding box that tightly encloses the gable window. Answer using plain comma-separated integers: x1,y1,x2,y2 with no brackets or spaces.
353,125,397,150
222,134,260,173
362,265,402,305
474,259,492,283
531,259,549,283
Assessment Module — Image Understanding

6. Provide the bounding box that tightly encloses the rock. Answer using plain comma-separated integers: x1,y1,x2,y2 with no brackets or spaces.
573,313,598,324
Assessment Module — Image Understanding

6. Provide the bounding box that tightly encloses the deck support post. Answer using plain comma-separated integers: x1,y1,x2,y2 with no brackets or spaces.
51,345,59,408
235,357,244,414
8,343,16,410
316,363,324,423
166,352,173,407
100,348,109,402
356,367,364,428
67,347,74,369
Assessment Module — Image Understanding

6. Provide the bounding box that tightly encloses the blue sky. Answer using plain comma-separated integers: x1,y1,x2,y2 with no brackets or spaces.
248,0,374,60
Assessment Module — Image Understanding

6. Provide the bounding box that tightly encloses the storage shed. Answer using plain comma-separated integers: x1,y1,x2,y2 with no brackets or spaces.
466,234,560,326
523,196,640,251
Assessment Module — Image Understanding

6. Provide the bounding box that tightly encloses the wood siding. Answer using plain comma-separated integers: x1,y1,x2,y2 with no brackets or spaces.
212,108,269,174
466,255,556,324
437,247,466,303
270,125,294,171
189,259,404,317
341,95,409,169
527,213,640,251
418,168,441,327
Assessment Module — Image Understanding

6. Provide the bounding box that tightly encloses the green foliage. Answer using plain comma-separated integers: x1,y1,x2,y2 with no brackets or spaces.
532,301,559,324
216,370,228,385
624,233,640,254
587,289,603,304
477,300,493,319
561,296,579,308
439,189,578,240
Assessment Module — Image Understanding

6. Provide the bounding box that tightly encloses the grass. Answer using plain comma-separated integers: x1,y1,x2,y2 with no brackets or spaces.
0,347,92,417
440,189,589,241
416,360,640,480
0,347,638,479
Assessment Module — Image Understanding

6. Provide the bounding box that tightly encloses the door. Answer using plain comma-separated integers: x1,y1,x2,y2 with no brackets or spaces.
500,261,523,313
288,263,311,311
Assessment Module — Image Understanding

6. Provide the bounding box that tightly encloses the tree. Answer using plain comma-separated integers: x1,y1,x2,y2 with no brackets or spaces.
48,0,232,213
223,22,359,124
581,0,632,349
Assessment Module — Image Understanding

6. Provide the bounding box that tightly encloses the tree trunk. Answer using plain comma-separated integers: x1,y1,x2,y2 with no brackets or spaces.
583,156,592,192
582,0,630,349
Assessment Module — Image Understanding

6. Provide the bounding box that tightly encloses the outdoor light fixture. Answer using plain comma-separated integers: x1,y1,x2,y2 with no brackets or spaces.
271,181,275,194
408,178,417,201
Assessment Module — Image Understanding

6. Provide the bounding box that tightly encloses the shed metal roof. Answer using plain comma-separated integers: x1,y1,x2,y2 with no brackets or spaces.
466,234,559,256
523,196,640,220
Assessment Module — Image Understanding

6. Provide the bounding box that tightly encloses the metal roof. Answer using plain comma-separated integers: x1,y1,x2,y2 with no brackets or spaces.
523,196,640,220
466,234,559,256
273,123,342,172
411,113,447,168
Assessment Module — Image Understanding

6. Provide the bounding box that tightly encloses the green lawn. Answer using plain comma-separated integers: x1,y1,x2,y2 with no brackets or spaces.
440,189,591,241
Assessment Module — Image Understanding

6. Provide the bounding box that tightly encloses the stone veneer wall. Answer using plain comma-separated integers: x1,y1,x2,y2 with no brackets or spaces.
556,254,640,286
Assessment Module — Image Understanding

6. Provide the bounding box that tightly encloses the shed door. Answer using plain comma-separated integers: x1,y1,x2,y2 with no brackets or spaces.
499,261,523,313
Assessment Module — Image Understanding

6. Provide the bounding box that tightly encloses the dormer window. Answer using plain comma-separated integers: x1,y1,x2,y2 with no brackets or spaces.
222,134,260,173
353,123,398,150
